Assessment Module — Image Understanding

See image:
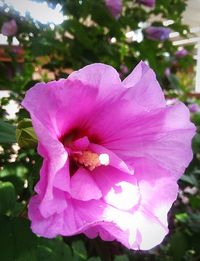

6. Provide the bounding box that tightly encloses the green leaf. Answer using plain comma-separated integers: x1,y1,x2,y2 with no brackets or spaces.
0,165,28,194
169,231,188,261
37,237,73,261
192,133,200,153
16,118,38,148
0,181,16,215
180,174,198,187
114,255,129,261
88,257,101,261
0,217,37,261
0,120,16,143
189,196,200,209
192,113,200,126
72,240,87,260
167,74,181,90
0,218,73,261
175,213,189,223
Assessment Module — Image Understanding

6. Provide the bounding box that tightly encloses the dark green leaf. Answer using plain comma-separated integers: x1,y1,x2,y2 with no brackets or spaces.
0,217,37,261
72,240,87,260
190,196,200,209
37,237,73,261
192,113,200,126
169,231,188,261
16,118,37,148
180,174,198,187
88,257,101,261
114,255,129,261
192,133,200,153
0,181,16,214
0,120,16,143
0,217,73,261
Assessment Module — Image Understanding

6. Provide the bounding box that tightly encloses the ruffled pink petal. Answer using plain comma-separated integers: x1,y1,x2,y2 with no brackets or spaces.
82,203,167,250
71,136,90,151
70,168,102,201
29,195,107,238
104,103,195,179
122,61,166,111
93,166,140,210
23,115,70,218
84,225,116,241
82,95,135,144
22,90,70,196
99,206,138,248
22,79,99,138
66,199,106,232
95,158,178,250
70,159,175,248
68,63,123,98
133,158,178,227
39,188,67,218
142,103,195,178
28,195,65,238
22,80,66,137
97,204,167,250
53,160,70,192
131,208,168,250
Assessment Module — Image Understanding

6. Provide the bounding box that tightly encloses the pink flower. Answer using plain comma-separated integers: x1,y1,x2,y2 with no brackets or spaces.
136,0,155,8
175,48,188,58
145,26,171,41
22,62,195,250
120,64,129,74
104,0,122,18
188,103,200,113
1,19,17,36
164,68,171,77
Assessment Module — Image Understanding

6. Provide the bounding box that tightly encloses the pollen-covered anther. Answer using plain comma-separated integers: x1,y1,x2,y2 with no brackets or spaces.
73,150,109,171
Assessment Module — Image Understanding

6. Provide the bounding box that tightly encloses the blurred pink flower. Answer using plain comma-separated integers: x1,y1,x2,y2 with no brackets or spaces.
164,68,171,77
145,26,171,41
120,64,129,74
11,46,23,55
175,48,188,58
184,186,198,195
1,19,17,36
104,0,122,18
22,61,195,250
188,103,200,113
136,0,155,8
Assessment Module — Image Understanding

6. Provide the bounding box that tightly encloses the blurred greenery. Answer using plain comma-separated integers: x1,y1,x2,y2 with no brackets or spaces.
0,0,200,260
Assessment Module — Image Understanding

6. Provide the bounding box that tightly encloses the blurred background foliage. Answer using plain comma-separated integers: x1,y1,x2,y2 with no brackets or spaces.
0,0,200,260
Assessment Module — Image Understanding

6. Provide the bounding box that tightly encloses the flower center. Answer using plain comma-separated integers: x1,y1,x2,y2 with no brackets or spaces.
61,131,109,172
72,150,109,171
73,150,101,171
